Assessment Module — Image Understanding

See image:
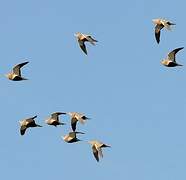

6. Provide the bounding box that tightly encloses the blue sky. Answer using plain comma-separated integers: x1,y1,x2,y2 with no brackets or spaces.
0,0,186,179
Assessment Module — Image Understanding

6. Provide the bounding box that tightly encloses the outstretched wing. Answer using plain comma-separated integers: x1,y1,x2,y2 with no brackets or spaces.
13,61,29,76
168,47,184,62
97,147,103,158
86,35,98,45
20,125,27,135
92,145,99,162
155,24,164,44
78,40,87,55
71,117,78,131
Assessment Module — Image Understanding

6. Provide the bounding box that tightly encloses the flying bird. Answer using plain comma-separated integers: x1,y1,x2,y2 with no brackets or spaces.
74,32,98,55
62,131,84,143
67,112,90,131
6,61,29,81
152,18,175,44
45,112,66,127
19,116,42,135
161,47,184,67
88,140,111,162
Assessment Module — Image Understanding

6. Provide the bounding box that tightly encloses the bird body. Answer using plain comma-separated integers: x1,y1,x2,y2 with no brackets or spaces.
62,131,84,143
152,18,175,43
6,61,29,81
75,32,97,55
19,116,42,135
161,47,184,67
88,140,110,162
67,112,90,131
45,112,66,127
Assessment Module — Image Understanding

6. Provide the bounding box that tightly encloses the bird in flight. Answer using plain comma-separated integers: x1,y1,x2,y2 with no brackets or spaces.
19,115,42,135
67,112,90,132
88,140,111,162
45,112,66,127
74,32,98,55
62,131,84,143
152,18,175,44
161,47,184,67
6,61,29,81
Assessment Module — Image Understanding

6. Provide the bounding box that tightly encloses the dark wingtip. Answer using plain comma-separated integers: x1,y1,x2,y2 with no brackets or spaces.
32,115,37,119
58,112,67,115
82,116,90,120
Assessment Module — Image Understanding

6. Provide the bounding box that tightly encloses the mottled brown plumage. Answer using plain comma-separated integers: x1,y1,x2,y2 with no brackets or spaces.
161,47,184,67
45,112,66,127
152,18,175,44
74,32,98,55
62,131,84,143
67,112,90,131
6,61,29,81
88,140,110,162
19,116,42,135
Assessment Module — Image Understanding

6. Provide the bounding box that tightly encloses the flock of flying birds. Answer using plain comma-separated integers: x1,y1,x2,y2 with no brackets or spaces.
5,31,109,162
5,18,183,162
19,112,110,162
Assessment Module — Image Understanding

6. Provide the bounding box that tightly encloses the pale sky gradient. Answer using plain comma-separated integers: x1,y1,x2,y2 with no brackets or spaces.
0,0,186,180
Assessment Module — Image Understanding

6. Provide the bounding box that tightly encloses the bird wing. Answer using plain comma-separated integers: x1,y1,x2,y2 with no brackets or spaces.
74,113,86,124
78,117,86,124
51,113,59,120
71,117,78,131
78,40,87,55
162,20,172,30
86,35,97,45
69,132,76,138
25,119,36,127
155,24,164,44
20,125,27,135
168,47,184,62
98,147,103,158
92,145,99,162
13,61,29,76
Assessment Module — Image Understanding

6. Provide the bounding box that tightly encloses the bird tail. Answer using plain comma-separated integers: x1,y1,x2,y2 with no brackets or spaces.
75,131,85,134
22,77,28,80
167,22,176,26
59,122,66,125
36,124,42,127
102,144,111,148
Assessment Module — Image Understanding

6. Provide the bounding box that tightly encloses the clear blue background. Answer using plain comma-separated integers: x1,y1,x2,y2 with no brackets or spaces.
0,0,186,179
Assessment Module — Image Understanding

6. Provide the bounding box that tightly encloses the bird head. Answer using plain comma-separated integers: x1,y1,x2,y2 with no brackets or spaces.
74,32,81,37
45,118,50,124
88,140,94,146
152,19,160,24
161,59,167,66
19,120,23,125
5,73,12,80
